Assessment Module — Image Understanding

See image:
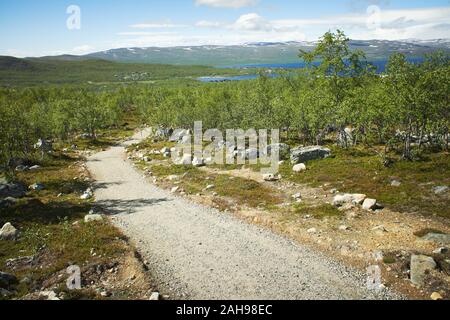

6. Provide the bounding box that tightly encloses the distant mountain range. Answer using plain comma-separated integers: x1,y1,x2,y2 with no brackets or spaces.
39,39,450,67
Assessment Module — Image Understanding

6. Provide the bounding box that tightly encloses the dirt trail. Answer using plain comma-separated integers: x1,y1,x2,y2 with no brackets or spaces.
86,129,400,300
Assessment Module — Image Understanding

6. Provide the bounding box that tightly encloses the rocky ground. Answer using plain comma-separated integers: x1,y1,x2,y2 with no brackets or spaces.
125,130,450,300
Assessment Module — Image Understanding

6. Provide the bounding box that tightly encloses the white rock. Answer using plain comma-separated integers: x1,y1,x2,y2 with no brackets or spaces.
84,214,103,223
338,225,350,231
307,228,318,234
149,292,160,300
362,198,377,211
391,180,401,187
192,157,205,167
292,193,302,200
205,184,215,191
167,175,179,181
0,222,19,240
292,163,307,173
171,186,180,193
332,193,367,207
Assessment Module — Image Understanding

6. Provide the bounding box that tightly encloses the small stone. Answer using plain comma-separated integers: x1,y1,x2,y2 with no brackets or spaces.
28,165,41,171
192,157,205,167
307,228,317,234
149,292,160,300
84,214,103,223
292,193,301,200
171,186,180,193
362,198,377,211
410,255,437,287
292,163,307,173
338,225,350,231
433,186,449,195
205,184,215,191
430,292,443,300
391,180,401,187
0,222,19,240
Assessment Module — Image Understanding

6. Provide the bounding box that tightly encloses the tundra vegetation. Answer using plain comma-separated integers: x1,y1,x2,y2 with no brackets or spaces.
0,31,449,299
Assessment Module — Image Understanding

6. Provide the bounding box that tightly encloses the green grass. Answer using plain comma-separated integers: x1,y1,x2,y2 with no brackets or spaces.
280,147,450,218
0,56,246,87
149,163,283,209
292,203,343,219
0,141,127,300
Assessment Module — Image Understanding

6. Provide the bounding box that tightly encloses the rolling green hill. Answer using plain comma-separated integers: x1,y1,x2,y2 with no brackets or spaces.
0,56,242,87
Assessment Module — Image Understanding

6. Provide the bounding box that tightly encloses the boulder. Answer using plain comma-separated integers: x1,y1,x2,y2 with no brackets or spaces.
0,182,27,199
421,233,450,246
0,197,18,208
0,222,19,240
290,146,331,164
84,214,103,223
410,255,437,287
266,143,290,160
192,157,205,167
245,148,259,161
292,163,307,173
362,198,377,211
433,186,449,195
332,193,367,207
0,271,17,288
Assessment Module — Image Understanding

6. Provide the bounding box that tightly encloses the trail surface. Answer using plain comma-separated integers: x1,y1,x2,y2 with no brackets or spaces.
87,130,399,300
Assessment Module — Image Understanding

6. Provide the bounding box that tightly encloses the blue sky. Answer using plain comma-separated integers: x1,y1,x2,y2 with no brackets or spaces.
1,0,449,57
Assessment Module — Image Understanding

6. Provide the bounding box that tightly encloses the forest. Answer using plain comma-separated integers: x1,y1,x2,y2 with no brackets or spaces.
1,31,449,173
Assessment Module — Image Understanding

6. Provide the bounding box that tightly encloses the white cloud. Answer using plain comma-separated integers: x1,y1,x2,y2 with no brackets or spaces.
195,20,224,28
195,0,258,9
130,20,188,29
231,13,273,31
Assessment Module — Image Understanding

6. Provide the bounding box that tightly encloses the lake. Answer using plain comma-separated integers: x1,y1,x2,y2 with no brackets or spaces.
198,58,425,82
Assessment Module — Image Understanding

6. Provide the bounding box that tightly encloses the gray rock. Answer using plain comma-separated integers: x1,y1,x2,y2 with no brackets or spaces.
0,288,13,297
28,165,41,171
0,182,27,198
245,148,259,161
0,222,19,240
421,233,450,245
0,271,17,288
290,146,331,164
410,255,437,287
15,165,29,172
266,143,291,160
0,197,18,208
433,186,449,195
170,129,190,143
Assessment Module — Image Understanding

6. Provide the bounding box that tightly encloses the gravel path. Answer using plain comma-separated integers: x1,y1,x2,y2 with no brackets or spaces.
86,130,399,300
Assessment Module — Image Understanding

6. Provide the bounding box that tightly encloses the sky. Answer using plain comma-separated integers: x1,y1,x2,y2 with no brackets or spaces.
0,0,449,57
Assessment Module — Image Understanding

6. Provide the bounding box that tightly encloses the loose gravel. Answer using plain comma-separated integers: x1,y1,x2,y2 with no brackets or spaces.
86,130,401,300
